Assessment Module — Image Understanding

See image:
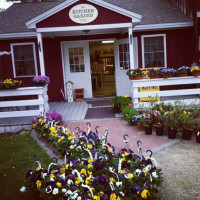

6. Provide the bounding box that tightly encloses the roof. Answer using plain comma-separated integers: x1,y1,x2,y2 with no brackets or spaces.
0,0,193,35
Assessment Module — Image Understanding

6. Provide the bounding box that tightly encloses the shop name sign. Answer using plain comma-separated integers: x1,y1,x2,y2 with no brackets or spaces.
69,4,98,24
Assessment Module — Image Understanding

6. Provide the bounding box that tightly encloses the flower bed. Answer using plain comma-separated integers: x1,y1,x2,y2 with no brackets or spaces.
21,113,164,200
0,78,22,89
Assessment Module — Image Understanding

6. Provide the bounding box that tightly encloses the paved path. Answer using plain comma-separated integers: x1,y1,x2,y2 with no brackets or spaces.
64,119,173,154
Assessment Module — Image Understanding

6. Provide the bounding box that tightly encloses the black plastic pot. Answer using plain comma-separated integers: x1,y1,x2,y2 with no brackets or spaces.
195,131,200,143
182,129,193,140
167,127,177,139
155,126,164,136
144,126,152,135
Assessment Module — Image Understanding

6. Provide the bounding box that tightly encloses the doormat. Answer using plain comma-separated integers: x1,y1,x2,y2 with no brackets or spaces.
86,99,113,107
84,107,115,119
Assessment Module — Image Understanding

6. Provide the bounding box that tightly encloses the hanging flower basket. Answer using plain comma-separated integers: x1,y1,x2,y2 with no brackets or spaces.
182,129,193,140
167,127,177,139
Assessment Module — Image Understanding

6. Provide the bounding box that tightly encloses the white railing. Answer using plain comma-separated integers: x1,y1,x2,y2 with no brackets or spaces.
131,76,200,108
0,85,49,118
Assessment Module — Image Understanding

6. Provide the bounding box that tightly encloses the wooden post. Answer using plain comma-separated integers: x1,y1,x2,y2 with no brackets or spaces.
128,27,134,69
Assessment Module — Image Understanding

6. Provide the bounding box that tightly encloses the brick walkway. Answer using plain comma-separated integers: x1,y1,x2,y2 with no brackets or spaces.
64,119,170,154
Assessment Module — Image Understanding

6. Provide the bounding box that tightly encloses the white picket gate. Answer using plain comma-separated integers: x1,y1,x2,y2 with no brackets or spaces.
131,76,200,108
0,85,49,118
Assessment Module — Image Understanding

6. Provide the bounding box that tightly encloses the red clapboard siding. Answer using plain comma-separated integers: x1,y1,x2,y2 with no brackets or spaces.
37,0,131,28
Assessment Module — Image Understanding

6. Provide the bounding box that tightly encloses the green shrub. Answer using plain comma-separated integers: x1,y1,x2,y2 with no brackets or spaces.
122,105,139,125
110,96,132,110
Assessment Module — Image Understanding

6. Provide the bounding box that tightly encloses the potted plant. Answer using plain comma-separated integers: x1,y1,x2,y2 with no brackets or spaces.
121,105,139,125
0,78,22,90
190,66,200,77
180,111,194,140
176,66,190,77
160,68,176,78
147,68,160,79
152,110,164,136
137,113,153,135
33,75,50,86
126,69,144,80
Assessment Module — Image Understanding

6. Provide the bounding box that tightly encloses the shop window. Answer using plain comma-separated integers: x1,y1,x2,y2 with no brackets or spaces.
69,47,85,73
119,43,130,70
11,43,37,77
142,34,166,68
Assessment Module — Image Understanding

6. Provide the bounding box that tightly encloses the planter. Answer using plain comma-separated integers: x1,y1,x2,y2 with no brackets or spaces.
195,131,200,143
176,73,187,77
149,74,160,79
167,127,177,139
138,125,145,130
34,82,46,87
129,75,143,80
144,125,152,135
192,71,200,77
182,129,193,140
155,126,164,136
162,74,173,79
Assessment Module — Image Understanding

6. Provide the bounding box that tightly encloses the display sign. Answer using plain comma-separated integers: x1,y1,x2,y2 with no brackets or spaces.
69,4,98,24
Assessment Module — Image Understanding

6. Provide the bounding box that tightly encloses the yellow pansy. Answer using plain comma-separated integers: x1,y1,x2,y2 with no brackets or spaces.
124,94,128,98
88,158,93,164
58,136,64,143
75,177,81,185
125,152,130,156
68,136,72,140
141,189,149,199
50,174,55,178
50,127,56,132
36,180,42,189
88,171,92,176
93,196,100,200
60,168,65,174
85,177,91,184
110,193,117,200
87,144,93,149
32,124,36,128
88,164,92,169
80,169,86,175
36,167,40,171
128,173,134,179
110,178,115,182
120,169,126,174
56,182,62,188
65,164,69,170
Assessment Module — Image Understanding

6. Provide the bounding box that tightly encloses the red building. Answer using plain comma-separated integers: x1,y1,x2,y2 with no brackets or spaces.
0,0,195,101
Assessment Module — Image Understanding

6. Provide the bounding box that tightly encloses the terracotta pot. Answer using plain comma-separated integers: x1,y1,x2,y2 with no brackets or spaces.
176,73,187,77
195,131,200,143
192,71,200,77
155,126,164,136
138,125,145,130
144,125,152,135
129,75,143,80
167,127,177,139
162,74,173,79
182,129,193,140
149,74,160,79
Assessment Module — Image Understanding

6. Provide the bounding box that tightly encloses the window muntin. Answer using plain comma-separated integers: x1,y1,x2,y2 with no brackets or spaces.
142,35,166,69
119,43,130,70
69,47,85,73
11,43,37,77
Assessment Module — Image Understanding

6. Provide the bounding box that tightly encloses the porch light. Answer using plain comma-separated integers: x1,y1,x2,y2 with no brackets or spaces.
102,40,114,43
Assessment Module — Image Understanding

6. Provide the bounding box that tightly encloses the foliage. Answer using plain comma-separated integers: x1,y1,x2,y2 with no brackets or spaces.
160,68,176,76
121,105,139,125
110,96,132,110
176,66,190,74
126,69,144,77
23,115,164,200
180,111,195,129
0,78,22,89
0,133,51,200
33,75,50,84
190,66,200,72
147,68,160,76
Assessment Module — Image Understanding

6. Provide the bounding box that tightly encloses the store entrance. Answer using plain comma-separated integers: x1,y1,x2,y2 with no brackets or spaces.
89,41,116,97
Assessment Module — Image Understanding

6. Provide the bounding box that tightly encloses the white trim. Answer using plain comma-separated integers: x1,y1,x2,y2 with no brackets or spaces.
10,42,38,78
87,0,142,22
197,11,200,18
36,23,132,33
133,22,193,31
26,0,79,29
37,32,45,75
128,27,134,70
141,34,167,69
26,0,141,29
0,32,37,39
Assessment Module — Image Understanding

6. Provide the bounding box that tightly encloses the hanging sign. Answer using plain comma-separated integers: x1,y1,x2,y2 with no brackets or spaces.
69,4,98,24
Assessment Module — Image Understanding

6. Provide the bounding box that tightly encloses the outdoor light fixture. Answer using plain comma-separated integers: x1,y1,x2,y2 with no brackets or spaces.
102,40,114,43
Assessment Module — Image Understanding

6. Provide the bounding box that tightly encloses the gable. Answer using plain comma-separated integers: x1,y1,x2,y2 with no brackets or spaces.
37,0,132,28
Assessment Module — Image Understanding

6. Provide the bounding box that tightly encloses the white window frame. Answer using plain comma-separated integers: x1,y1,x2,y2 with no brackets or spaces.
141,34,167,69
11,42,38,78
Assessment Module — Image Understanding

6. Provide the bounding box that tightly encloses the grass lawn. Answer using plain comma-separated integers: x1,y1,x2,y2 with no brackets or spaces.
0,132,51,200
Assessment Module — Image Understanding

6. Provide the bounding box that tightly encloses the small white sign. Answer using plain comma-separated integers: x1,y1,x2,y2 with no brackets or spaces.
69,4,98,24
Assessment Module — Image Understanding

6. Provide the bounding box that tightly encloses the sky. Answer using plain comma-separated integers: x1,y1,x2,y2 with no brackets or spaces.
0,0,13,9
